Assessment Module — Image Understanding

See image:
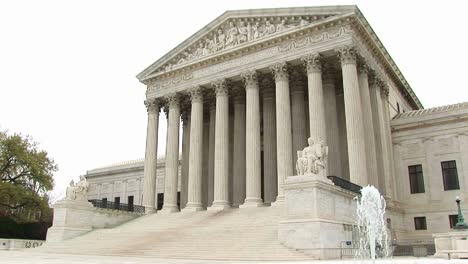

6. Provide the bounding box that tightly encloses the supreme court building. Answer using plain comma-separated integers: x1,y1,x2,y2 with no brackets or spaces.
85,6,468,242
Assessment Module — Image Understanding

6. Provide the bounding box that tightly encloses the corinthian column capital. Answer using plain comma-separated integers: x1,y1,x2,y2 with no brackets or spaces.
270,62,289,82
358,60,370,76
188,87,204,103
336,45,358,65
241,70,259,89
301,53,322,74
144,98,161,114
165,93,180,108
212,79,230,97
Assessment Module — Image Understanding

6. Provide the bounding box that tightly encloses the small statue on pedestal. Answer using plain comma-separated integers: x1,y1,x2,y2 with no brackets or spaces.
296,137,328,175
65,175,89,201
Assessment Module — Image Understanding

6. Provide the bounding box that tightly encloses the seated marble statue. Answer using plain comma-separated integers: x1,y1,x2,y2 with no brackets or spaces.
296,137,328,175
65,175,89,201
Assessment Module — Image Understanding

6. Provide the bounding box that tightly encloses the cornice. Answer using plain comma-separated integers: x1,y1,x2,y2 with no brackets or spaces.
350,8,423,109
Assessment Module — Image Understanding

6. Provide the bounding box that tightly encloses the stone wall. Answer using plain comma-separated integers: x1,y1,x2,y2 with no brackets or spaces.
46,200,142,243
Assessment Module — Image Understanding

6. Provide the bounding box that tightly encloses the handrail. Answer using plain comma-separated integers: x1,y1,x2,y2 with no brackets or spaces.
88,199,145,213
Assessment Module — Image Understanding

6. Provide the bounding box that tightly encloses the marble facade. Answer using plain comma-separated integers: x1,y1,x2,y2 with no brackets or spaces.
83,5,467,248
137,6,420,214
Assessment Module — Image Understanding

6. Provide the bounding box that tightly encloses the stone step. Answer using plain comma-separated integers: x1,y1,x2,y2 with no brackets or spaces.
38,206,309,260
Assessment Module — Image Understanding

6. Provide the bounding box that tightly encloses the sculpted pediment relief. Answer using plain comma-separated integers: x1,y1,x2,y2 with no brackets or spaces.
137,7,355,81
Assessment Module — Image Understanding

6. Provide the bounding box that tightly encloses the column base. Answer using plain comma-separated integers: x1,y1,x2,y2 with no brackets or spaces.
159,205,179,214
145,207,157,214
271,195,285,207
240,198,265,208
208,200,231,211
182,203,205,212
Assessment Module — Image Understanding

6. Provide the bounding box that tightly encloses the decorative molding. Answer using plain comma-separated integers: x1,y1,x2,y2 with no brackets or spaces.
270,62,289,82
278,26,350,53
336,45,358,65
146,72,193,94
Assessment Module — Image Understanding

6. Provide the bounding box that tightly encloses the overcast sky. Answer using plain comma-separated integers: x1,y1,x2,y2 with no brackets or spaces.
1,0,467,198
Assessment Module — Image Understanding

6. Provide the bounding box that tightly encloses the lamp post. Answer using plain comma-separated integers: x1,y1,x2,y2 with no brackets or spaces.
455,196,468,229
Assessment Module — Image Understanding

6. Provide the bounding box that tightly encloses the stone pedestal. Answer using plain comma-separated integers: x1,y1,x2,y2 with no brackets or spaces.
46,199,94,243
433,230,468,259
278,174,357,259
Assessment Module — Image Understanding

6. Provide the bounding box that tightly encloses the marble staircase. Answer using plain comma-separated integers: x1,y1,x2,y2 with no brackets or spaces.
36,206,311,260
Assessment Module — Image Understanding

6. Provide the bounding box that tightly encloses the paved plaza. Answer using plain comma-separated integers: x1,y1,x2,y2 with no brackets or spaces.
0,251,464,264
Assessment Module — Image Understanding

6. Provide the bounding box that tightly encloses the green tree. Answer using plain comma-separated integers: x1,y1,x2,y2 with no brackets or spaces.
0,131,57,222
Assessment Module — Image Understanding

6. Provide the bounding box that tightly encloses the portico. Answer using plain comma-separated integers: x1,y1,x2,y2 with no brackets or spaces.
137,6,422,213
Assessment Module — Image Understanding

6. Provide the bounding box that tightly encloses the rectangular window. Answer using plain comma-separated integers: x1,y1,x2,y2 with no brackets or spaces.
128,196,134,212
157,193,164,210
102,198,108,209
114,197,120,210
442,160,459,190
414,217,427,230
449,215,459,229
408,165,425,193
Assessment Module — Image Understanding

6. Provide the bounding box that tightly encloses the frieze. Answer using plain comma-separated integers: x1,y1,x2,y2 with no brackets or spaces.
278,26,350,53
146,72,193,94
147,25,350,97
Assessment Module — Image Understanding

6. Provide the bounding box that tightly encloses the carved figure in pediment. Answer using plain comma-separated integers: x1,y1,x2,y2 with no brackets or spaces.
205,38,216,54
246,22,253,41
299,17,310,26
262,21,276,37
252,22,260,40
195,42,204,57
276,19,292,32
225,21,239,48
216,29,226,50
237,21,248,44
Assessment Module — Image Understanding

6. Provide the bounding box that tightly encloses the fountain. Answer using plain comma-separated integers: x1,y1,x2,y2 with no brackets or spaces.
355,185,390,262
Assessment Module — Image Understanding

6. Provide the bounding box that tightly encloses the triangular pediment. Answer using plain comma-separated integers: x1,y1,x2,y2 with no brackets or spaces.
137,6,358,82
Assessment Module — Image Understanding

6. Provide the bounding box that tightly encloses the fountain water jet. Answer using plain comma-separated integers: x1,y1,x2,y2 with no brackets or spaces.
355,185,390,262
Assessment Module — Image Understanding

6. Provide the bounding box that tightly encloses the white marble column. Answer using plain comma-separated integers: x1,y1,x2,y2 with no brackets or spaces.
184,87,204,211
202,111,210,207
302,54,327,147
241,71,263,207
270,62,293,203
207,103,216,206
142,99,160,214
180,110,190,209
369,78,387,193
209,79,230,210
381,85,397,199
323,65,342,177
290,68,307,169
358,63,379,187
336,46,368,187
232,90,246,207
262,78,277,205
161,94,181,213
